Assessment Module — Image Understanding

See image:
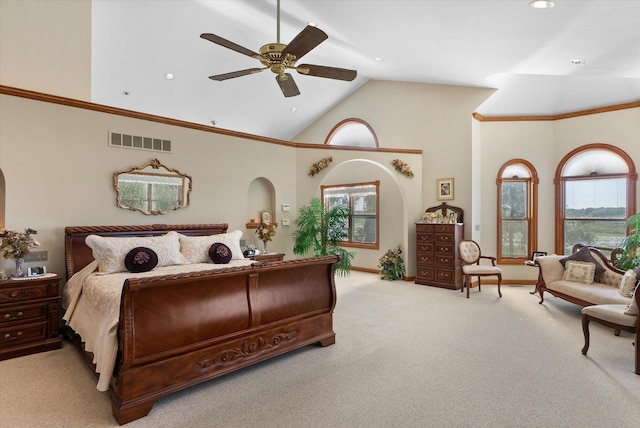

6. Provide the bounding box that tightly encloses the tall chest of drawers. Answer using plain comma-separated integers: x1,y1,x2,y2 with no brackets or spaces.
415,223,464,289
0,275,62,360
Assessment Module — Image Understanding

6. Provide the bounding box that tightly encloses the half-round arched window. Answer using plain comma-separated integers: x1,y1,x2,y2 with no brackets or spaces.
325,118,378,147
496,159,539,263
555,144,637,255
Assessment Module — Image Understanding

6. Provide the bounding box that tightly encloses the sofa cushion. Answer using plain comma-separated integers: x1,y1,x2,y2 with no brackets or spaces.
582,304,636,327
562,260,596,284
560,246,605,275
547,280,632,305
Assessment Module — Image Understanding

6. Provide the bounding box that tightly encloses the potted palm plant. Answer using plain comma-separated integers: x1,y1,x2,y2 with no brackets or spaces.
615,212,640,271
292,197,354,275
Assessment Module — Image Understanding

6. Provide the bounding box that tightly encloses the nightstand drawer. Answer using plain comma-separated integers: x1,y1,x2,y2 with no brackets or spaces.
434,255,455,267
435,243,454,255
0,322,47,348
435,233,455,244
0,284,49,303
0,302,47,324
434,268,454,282
416,266,434,280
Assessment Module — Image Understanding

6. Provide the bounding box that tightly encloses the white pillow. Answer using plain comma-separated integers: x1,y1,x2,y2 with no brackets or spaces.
179,230,245,263
618,269,637,297
624,284,638,315
86,231,186,273
562,260,596,285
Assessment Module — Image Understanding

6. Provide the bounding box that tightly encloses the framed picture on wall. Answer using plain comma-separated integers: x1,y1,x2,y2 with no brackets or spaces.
261,210,272,224
531,251,547,261
436,178,454,201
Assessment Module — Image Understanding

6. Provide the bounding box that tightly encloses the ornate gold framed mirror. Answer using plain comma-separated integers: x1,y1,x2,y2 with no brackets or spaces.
114,159,192,215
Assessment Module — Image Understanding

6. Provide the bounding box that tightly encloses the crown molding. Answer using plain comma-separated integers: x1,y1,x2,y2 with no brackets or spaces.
0,85,421,155
472,100,640,122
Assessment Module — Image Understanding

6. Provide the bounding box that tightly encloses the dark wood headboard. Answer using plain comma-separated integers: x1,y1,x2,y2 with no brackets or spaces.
64,224,228,279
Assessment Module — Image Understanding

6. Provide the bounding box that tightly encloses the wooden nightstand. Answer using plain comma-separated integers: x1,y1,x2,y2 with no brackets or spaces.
249,253,285,262
0,274,62,360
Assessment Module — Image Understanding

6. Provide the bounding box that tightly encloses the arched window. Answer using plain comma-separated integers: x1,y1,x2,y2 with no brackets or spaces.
325,118,378,147
497,159,539,263
555,144,637,255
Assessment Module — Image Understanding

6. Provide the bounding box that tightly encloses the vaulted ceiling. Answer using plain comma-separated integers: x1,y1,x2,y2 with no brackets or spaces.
91,0,640,140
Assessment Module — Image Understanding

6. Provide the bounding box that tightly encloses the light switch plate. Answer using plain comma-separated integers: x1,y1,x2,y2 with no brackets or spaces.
282,204,290,212
281,218,291,226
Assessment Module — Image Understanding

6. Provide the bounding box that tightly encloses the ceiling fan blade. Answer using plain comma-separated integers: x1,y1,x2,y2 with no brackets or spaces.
200,33,263,59
281,25,328,60
296,64,357,81
208,68,266,81
276,73,300,97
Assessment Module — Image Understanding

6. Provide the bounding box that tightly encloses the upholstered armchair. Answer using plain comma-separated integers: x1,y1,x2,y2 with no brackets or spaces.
458,240,502,299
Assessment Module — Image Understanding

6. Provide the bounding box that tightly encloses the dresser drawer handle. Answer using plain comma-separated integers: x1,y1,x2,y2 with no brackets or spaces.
3,331,22,340
10,290,19,298
4,314,9,319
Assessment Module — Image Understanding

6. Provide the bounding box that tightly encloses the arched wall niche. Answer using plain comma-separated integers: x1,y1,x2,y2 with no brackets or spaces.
318,159,409,273
247,177,276,226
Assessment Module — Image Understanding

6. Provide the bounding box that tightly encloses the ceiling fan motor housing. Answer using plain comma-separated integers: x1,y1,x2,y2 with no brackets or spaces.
259,43,297,75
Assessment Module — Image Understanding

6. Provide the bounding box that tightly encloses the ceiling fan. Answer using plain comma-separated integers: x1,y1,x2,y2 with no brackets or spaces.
200,0,357,97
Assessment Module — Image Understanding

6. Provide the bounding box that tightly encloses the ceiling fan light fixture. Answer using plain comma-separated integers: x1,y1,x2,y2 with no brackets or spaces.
529,1,555,9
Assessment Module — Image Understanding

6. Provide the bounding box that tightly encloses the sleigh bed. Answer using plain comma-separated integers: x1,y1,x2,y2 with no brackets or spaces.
62,224,338,425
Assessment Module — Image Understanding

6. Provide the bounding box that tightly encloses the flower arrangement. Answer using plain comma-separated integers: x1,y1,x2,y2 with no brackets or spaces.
256,222,277,242
391,159,414,178
0,228,40,260
308,156,333,177
378,246,406,280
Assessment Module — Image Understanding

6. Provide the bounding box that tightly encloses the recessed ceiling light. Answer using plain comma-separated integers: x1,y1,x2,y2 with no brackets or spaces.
165,73,174,80
122,91,130,95
374,57,384,62
570,59,588,65
529,0,555,8
290,107,297,112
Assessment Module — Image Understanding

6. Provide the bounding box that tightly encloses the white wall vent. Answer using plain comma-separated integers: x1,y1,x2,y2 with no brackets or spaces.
109,132,172,153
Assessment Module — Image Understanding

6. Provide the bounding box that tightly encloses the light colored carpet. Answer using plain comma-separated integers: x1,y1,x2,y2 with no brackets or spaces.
1,271,639,427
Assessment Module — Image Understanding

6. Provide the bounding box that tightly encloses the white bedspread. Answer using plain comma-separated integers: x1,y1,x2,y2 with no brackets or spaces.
62,260,255,391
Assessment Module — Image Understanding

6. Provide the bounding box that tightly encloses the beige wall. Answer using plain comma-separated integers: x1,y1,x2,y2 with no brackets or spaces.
0,0,91,101
475,108,640,281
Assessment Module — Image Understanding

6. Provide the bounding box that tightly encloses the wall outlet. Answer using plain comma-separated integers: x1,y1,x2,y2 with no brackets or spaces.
24,250,48,262
281,218,291,226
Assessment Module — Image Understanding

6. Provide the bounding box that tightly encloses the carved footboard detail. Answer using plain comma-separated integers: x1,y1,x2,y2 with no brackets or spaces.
198,332,298,369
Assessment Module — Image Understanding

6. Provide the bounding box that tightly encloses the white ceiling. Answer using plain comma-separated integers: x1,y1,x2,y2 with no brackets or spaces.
91,0,640,141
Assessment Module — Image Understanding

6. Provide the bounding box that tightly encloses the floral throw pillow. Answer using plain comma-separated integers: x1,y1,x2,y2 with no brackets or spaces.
561,260,596,285
559,246,605,275
619,269,637,297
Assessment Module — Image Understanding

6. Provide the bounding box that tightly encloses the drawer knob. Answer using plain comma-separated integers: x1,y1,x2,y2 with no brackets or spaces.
4,314,9,319
3,333,9,339
10,290,18,298
17,311,23,317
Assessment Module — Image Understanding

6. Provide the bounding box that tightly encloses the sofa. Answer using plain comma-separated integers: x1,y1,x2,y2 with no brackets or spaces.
536,246,636,307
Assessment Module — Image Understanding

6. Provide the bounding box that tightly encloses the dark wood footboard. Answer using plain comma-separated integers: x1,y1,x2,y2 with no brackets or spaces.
64,224,339,425
111,256,338,425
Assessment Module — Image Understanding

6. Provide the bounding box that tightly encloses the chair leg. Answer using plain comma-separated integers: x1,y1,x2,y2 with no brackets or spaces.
581,315,590,355
466,276,470,298
461,275,465,293
478,277,481,292
635,330,639,375
497,273,502,298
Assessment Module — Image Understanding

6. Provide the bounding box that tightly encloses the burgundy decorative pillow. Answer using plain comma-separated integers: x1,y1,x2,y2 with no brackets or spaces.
559,246,605,275
124,247,159,273
209,243,232,264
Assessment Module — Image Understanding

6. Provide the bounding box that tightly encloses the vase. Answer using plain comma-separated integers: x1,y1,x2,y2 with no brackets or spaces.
11,258,25,278
263,241,269,254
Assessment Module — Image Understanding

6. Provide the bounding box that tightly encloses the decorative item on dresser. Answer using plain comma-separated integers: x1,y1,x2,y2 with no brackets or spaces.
416,203,464,289
0,274,62,360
